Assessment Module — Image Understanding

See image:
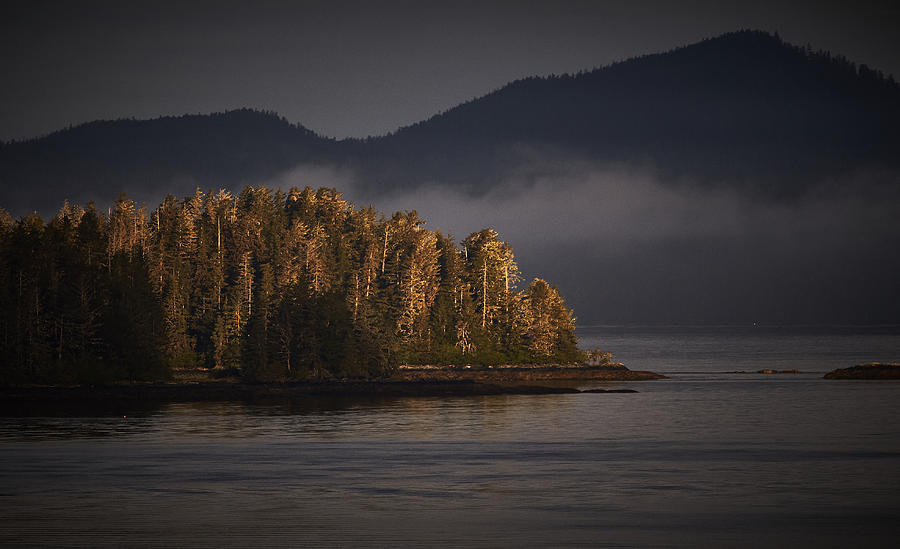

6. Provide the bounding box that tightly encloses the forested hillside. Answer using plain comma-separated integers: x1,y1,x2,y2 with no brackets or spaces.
0,187,581,384
374,30,900,196
3,30,898,216
0,109,339,216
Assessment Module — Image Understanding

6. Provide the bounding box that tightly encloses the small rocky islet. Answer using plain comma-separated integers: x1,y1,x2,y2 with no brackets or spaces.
824,363,900,380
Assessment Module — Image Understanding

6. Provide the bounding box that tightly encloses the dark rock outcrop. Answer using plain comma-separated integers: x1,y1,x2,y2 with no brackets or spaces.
393,365,665,382
824,363,900,379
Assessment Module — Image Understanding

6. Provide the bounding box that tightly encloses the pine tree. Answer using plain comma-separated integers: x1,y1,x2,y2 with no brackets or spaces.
522,278,583,363
242,263,275,380
396,228,440,355
0,184,582,381
461,228,521,362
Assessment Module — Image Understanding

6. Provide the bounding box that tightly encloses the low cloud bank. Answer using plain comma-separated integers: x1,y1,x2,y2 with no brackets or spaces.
19,155,895,325
329,159,899,325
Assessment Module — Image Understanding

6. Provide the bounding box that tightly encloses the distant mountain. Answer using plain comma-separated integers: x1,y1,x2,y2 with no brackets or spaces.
370,30,900,196
2,30,899,215
0,109,337,215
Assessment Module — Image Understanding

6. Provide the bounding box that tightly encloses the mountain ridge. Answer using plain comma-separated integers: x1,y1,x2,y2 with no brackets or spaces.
2,29,899,216
372,29,899,193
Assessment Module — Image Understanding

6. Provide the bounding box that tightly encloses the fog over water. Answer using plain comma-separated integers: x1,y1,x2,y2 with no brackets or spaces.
269,158,900,325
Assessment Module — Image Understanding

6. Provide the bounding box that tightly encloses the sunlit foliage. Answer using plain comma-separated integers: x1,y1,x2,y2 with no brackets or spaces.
0,187,583,383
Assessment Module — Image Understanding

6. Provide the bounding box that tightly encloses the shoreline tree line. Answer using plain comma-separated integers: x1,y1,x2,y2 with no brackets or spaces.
0,186,582,384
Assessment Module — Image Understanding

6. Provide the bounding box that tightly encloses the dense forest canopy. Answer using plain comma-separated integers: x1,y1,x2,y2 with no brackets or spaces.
0,186,582,384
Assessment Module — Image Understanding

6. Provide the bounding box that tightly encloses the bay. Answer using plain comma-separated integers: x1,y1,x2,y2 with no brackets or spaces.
1,327,899,547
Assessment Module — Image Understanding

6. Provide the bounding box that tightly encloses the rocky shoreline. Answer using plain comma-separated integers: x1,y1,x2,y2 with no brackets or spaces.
728,369,802,374
0,365,661,411
0,380,572,403
0,380,642,413
824,363,900,380
393,364,666,382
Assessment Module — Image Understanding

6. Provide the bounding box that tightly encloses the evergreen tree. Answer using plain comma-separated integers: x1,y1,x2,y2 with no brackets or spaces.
522,278,583,363
0,185,584,382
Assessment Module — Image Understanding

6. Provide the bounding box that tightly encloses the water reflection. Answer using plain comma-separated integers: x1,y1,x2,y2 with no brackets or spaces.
2,378,900,547
0,393,588,442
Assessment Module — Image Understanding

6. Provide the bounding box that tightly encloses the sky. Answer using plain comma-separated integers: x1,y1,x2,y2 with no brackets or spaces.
2,0,899,143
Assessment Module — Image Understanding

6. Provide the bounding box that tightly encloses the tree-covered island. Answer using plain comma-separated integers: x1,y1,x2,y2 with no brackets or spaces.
0,186,590,385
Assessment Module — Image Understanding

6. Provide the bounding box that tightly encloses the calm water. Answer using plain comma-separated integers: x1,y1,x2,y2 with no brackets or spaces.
2,327,899,547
